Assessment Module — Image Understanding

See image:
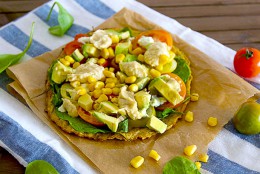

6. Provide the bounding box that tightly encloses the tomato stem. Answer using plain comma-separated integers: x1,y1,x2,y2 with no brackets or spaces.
243,49,253,59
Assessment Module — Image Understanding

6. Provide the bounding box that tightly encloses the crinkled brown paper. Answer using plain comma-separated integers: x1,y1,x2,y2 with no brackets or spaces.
6,8,259,174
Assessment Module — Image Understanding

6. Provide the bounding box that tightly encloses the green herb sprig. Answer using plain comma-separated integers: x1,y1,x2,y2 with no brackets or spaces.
47,2,74,36
0,22,35,73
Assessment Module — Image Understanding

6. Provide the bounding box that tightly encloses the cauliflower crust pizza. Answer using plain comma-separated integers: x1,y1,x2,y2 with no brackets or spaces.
46,28,192,141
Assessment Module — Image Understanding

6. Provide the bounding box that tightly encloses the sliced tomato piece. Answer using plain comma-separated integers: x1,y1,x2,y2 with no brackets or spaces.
132,30,173,49
74,33,88,41
64,40,82,55
78,107,105,127
156,73,186,110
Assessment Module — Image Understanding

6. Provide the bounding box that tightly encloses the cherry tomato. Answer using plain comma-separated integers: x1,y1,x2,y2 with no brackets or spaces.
64,40,82,55
156,73,186,110
74,33,88,41
78,107,105,127
233,47,260,78
132,30,173,49
233,100,260,135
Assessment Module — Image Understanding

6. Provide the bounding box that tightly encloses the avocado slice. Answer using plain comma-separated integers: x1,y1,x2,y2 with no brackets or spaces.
128,117,150,129
97,101,119,115
134,91,151,110
60,83,73,99
153,78,183,106
82,43,100,58
123,54,137,62
92,111,119,132
72,48,84,62
135,77,150,90
51,61,73,84
78,93,93,111
146,116,167,134
115,41,131,55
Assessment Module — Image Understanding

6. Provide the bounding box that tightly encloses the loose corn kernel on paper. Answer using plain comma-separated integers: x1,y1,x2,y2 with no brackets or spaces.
6,8,259,174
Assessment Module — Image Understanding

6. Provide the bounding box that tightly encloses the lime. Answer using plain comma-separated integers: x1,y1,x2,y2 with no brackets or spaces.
25,160,59,174
233,101,260,135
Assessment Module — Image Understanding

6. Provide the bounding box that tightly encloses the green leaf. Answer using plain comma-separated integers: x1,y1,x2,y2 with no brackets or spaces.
118,119,128,132
173,57,191,83
156,108,183,119
25,160,59,174
163,156,201,174
47,2,74,36
0,22,35,73
55,109,109,133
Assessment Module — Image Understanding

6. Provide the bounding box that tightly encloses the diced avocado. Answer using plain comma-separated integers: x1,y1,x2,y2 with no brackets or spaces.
148,76,168,95
105,29,130,40
128,117,150,129
134,91,151,110
153,78,183,106
123,54,137,62
51,61,73,84
115,41,131,55
135,77,150,90
61,83,74,99
146,116,167,133
72,49,84,62
78,93,93,111
82,43,100,58
92,111,119,132
146,105,156,117
116,71,127,83
97,101,119,115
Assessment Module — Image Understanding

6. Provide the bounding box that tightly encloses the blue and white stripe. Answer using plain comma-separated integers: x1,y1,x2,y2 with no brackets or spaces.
0,0,259,173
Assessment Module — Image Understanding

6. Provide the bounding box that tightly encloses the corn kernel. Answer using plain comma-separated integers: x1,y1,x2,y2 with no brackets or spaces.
185,111,194,122
76,87,87,96
208,117,218,127
70,81,80,88
87,76,97,84
105,82,115,88
73,62,80,69
111,35,120,44
195,162,201,170
184,145,197,156
199,154,209,163
111,97,118,103
109,67,115,72
96,94,108,103
60,58,70,66
97,58,107,66
93,103,99,110
102,88,112,95
103,70,115,78
115,54,125,63
131,47,144,55
137,54,144,62
155,64,164,72
106,77,118,84
93,89,102,98
191,93,199,102
130,156,144,169
149,150,161,161
159,54,170,65
150,69,161,78
101,48,109,59
112,87,120,95
65,55,75,63
94,81,105,89
125,76,137,84
108,47,115,59
128,84,138,92
87,83,95,92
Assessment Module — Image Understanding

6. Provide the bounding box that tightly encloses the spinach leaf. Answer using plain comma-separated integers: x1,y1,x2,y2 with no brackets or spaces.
25,160,59,174
163,156,201,174
0,22,35,73
157,108,183,119
118,119,128,132
47,2,74,36
55,109,109,133
52,84,62,107
173,56,191,83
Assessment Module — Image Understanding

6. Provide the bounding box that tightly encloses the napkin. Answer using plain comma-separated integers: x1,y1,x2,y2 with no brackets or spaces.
0,0,259,174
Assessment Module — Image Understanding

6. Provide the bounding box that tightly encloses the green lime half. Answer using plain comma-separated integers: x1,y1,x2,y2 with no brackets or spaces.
25,160,59,174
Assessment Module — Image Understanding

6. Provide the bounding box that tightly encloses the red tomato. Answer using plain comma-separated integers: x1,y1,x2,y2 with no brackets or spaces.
74,33,88,41
64,40,82,55
78,107,105,127
132,30,173,49
156,73,186,111
233,48,260,78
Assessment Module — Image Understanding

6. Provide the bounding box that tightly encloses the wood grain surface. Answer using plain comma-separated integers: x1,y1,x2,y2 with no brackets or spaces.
0,0,259,173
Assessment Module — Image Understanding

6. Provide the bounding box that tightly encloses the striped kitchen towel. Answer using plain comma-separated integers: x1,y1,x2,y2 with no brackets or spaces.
0,0,259,173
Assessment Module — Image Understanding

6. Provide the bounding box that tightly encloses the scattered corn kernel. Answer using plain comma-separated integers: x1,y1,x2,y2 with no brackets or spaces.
128,84,139,92
159,54,170,65
208,117,218,127
185,111,194,122
125,76,137,84
96,94,108,103
111,97,118,103
64,55,75,63
93,103,99,110
108,47,115,59
137,54,144,62
184,145,197,156
111,35,120,44
106,77,118,84
73,62,80,69
93,89,102,98
60,58,70,66
76,87,87,96
199,154,209,163
115,54,125,63
191,93,199,102
105,82,115,88
87,83,95,92
149,150,161,161
100,48,109,59
94,81,105,89
98,58,107,66
109,67,115,72
130,156,144,169
195,162,201,170
102,88,113,95
131,47,144,55
150,69,161,78
87,76,97,84
155,64,164,72
103,70,115,78
112,87,120,95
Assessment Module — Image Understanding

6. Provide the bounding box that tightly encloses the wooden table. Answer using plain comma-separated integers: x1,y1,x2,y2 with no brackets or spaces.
0,0,259,173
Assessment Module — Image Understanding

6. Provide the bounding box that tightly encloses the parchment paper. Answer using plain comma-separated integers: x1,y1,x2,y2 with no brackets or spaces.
7,8,259,174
